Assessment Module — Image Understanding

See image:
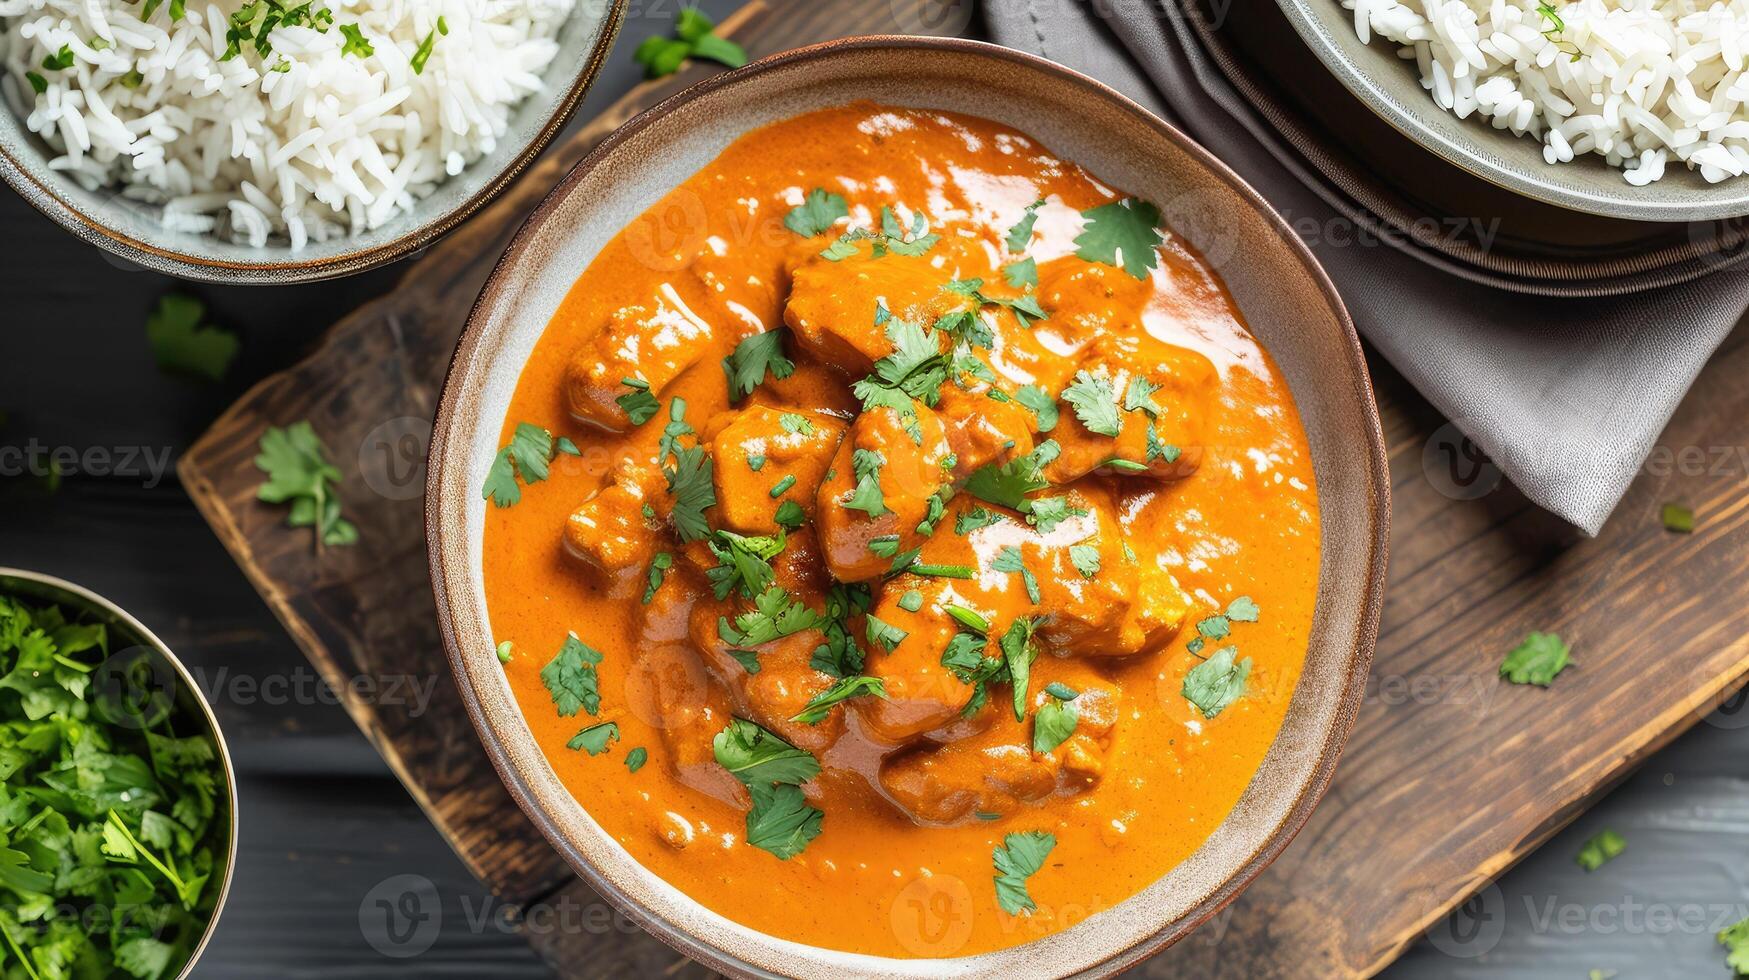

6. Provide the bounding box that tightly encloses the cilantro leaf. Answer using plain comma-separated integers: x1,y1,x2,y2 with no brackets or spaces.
718,586,823,649
567,722,620,756
663,445,716,542
1004,199,1044,252
784,188,849,237
1183,645,1251,718
1061,370,1121,437
993,831,1056,915
1226,596,1260,622
774,499,806,530
724,331,796,401
1123,376,1162,417
1074,198,1164,279
713,717,821,786
791,675,886,724
625,747,648,772
482,421,569,509
1032,695,1078,754
255,421,358,549
866,614,907,653
780,412,814,435
642,552,673,605
963,440,1057,512
1500,631,1571,687
1001,617,1042,721
744,782,824,859
955,507,1006,535
992,546,1041,604
811,584,872,677
1026,497,1085,535
854,316,949,411
1069,543,1101,578
1575,829,1625,871
1718,915,1749,975
1015,384,1058,432
337,23,374,58
1003,257,1039,289
146,294,238,381
842,449,889,518
705,529,784,600
615,377,660,425
540,634,603,717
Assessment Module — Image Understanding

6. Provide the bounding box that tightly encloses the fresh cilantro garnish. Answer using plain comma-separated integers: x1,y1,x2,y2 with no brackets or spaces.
662,445,715,543
1575,829,1624,871
705,529,784,600
1183,645,1250,718
408,16,447,74
1718,915,1749,975
145,294,238,381
615,377,660,425
993,831,1056,915
1032,691,1078,753
1004,199,1044,252
1001,616,1042,721
1003,257,1039,289
791,675,886,724
1662,503,1695,533
1044,681,1079,699
1061,370,1121,437
482,421,577,509
1146,425,1181,463
811,583,872,677
783,188,849,237
24,70,47,93
1074,198,1164,279
0,592,226,980
641,552,673,604
712,719,823,859
1068,543,1101,578
1015,384,1058,432
866,614,907,652
1187,596,1258,656
255,421,358,549
963,440,1058,513
992,546,1040,604
567,722,620,756
673,6,747,69
724,331,796,401
337,23,373,57
747,454,767,471
955,507,1006,535
625,747,648,773
898,589,924,613
842,449,889,518
1500,631,1571,687
946,604,991,633
779,412,814,435
877,206,940,256
41,43,74,70
496,640,514,663
774,499,806,530
853,316,949,412
1123,376,1163,417
540,633,603,717
718,586,823,651
656,396,695,465
1227,596,1260,622
1026,497,1085,534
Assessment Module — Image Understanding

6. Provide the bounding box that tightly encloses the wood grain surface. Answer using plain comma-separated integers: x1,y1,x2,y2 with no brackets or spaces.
176,2,1749,976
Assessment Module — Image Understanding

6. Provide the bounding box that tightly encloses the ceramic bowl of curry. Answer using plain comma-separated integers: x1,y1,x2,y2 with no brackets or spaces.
428,36,1388,978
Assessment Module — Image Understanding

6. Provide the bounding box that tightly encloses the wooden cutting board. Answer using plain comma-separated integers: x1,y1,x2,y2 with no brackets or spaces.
177,1,1749,975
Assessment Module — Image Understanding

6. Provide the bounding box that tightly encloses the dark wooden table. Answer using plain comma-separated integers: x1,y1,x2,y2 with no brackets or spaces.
7,2,1749,977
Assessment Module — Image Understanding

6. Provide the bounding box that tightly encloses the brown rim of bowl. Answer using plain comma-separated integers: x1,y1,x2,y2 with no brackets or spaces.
427,34,1389,977
0,0,625,285
0,567,241,980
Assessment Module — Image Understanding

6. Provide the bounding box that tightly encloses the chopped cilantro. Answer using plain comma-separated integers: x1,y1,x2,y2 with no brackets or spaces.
779,412,814,436
791,675,886,724
1575,829,1625,871
1003,257,1039,289
705,529,784,600
615,377,660,425
625,747,648,772
41,44,74,71
842,449,889,518
774,499,806,530
662,445,715,542
946,604,991,634
540,633,603,717
724,331,796,401
1074,197,1164,279
1069,543,1101,579
146,293,238,381
992,546,1040,604
409,16,447,74
811,583,872,677
1015,384,1058,432
1123,376,1163,417
1183,645,1250,718
1032,694,1078,753
963,440,1057,513
718,586,822,650
1004,198,1045,252
1061,370,1122,437
1001,616,1042,721
955,507,1006,535
853,316,949,411
1662,503,1695,533
713,719,822,859
338,23,373,58
898,589,924,613
496,640,514,664
1718,915,1749,975
25,70,47,93
993,831,1056,915
1044,681,1079,700
910,564,975,579
482,421,564,508
783,188,849,237
1227,596,1260,622
1026,497,1086,534
255,421,358,549
639,552,673,605
567,722,620,756
657,396,695,465
1500,631,1572,687
747,454,767,471
866,614,907,652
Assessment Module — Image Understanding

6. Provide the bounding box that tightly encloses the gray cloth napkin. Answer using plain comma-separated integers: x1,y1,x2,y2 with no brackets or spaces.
986,0,1749,534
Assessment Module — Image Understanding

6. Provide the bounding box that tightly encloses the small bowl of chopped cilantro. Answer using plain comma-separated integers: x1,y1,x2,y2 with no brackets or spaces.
0,569,237,980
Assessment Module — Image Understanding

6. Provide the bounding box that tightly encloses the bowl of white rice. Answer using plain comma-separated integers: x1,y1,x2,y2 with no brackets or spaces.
0,0,624,282
1277,0,1749,221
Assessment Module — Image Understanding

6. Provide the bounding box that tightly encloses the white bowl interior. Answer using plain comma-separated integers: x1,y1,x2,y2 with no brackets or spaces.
431,40,1383,978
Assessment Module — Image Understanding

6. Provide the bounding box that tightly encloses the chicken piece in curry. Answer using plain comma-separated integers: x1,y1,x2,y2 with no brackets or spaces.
481,103,1320,958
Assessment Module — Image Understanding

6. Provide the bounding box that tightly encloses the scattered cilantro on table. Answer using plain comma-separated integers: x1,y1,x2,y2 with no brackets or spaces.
254,421,357,550
634,8,747,80
146,294,238,382
1500,631,1571,687
0,593,225,980
992,831,1056,915
1574,828,1625,871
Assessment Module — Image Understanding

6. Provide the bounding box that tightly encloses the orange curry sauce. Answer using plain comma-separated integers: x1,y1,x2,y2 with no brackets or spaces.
481,103,1319,958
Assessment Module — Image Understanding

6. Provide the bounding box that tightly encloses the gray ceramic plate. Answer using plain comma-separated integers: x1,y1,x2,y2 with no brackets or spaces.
1276,0,1749,221
0,568,239,980
0,1,622,284
428,36,1388,978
